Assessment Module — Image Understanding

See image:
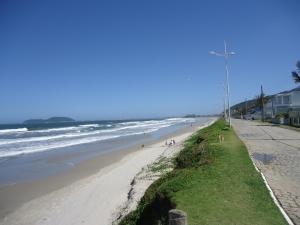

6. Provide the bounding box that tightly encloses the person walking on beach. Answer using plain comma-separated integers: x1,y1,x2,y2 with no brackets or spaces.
169,139,175,146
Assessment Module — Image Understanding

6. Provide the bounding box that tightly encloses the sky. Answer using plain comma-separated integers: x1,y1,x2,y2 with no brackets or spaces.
0,0,299,123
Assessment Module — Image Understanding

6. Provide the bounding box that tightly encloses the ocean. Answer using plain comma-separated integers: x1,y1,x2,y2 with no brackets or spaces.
0,118,198,158
0,117,213,184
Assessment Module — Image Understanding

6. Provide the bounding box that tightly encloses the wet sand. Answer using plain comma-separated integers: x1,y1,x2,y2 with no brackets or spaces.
0,147,137,218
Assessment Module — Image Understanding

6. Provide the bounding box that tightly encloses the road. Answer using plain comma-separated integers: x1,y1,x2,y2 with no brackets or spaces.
232,119,300,224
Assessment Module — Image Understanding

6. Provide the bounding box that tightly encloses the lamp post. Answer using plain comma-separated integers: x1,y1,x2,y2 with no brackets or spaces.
222,83,227,120
210,41,235,127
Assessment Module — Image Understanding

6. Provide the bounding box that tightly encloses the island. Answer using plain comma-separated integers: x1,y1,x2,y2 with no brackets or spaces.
23,117,75,124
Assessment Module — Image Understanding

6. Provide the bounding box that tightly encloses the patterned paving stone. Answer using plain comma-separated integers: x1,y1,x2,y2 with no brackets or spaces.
233,119,300,225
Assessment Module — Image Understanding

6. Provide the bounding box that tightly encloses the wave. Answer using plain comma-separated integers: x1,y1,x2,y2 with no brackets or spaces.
0,117,199,158
0,123,158,146
0,129,108,146
0,128,28,134
0,118,192,146
29,126,79,133
79,124,100,128
0,126,169,158
0,134,121,158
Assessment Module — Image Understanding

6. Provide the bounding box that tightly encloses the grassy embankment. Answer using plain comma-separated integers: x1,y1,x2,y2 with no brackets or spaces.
120,120,288,225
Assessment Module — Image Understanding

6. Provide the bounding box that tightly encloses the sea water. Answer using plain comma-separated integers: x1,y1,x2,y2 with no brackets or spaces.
0,117,213,184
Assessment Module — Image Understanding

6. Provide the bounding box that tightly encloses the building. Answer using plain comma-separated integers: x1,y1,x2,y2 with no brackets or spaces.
265,87,300,126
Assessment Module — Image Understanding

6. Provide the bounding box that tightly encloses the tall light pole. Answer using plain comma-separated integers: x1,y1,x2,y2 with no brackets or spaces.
222,83,227,120
210,41,235,127
260,85,265,122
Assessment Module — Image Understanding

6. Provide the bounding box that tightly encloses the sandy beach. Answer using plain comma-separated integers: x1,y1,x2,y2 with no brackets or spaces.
0,119,216,225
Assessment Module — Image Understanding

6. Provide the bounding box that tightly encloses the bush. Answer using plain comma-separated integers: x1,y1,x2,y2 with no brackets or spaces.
275,112,289,119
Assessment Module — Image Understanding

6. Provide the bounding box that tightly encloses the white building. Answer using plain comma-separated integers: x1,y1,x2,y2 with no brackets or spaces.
265,87,300,126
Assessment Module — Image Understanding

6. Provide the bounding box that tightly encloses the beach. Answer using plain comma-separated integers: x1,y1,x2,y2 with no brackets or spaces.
0,118,216,225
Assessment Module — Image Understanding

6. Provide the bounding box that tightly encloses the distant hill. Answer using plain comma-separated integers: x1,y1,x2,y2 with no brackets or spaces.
230,94,274,117
231,99,257,112
184,114,220,118
23,117,75,124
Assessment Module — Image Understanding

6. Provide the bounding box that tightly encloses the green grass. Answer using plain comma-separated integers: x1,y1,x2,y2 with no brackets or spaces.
149,156,171,173
119,120,288,225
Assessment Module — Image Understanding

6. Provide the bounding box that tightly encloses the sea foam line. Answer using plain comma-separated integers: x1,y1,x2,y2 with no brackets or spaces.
0,118,197,157
0,128,28,134
0,126,166,158
0,120,178,146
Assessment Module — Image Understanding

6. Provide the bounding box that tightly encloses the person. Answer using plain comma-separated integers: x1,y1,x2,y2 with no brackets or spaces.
173,139,176,145
165,140,168,146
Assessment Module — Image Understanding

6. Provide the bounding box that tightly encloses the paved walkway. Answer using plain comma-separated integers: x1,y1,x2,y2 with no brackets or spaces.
232,119,300,224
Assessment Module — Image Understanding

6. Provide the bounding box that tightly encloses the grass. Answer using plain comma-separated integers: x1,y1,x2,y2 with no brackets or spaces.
148,156,172,173
119,120,288,225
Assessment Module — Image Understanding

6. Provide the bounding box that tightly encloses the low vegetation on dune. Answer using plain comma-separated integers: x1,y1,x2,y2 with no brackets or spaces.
119,120,288,225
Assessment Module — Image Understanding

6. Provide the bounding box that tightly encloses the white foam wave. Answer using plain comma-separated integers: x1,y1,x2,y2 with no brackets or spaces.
0,129,106,146
0,122,157,146
79,124,100,128
0,135,121,158
0,120,177,158
30,126,79,133
0,128,28,134
0,118,194,146
0,117,199,158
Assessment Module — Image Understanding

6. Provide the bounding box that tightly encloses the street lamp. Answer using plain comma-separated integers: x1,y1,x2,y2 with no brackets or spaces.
210,41,235,127
218,83,227,120
222,83,227,120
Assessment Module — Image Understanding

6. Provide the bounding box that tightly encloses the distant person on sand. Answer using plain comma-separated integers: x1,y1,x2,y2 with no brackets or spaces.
169,139,175,145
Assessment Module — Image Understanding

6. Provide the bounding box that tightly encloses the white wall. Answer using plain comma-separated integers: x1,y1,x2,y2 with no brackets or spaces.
291,91,300,106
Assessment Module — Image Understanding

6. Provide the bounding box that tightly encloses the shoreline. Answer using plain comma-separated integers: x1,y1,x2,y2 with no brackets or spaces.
0,118,216,225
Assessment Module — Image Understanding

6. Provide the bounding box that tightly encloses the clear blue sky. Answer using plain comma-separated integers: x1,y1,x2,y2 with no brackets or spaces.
0,0,299,123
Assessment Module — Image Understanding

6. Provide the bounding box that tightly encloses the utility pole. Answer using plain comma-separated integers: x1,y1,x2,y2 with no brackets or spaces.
261,85,265,122
245,98,248,116
210,41,235,127
223,83,227,120
271,97,275,118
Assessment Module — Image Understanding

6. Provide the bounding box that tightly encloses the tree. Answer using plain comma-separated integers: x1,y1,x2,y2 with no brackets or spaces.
292,61,300,83
254,86,269,122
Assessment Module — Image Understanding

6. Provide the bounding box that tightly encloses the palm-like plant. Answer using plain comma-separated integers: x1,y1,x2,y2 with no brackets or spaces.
255,87,269,122
255,94,269,111
292,61,300,83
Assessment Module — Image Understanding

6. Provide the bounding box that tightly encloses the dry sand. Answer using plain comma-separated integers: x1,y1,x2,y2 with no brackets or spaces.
0,119,216,225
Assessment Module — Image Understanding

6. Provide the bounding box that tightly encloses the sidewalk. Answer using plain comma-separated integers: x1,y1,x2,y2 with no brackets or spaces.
232,119,300,224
